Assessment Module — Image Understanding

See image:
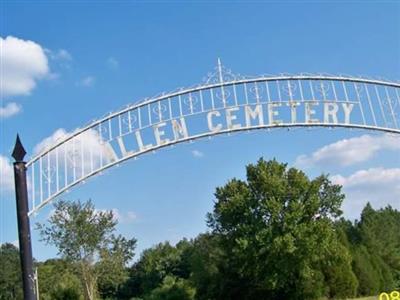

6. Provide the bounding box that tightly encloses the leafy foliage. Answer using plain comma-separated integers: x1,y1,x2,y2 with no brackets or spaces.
346,204,400,294
36,258,82,300
144,276,195,300
123,240,193,298
206,158,357,299
3,159,399,300
36,199,136,300
0,243,22,300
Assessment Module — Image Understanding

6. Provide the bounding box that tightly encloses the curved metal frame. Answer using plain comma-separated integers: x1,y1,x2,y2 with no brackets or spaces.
26,74,400,216
26,75,400,164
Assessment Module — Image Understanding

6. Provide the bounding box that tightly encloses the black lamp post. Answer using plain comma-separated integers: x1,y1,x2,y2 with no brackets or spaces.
12,135,36,300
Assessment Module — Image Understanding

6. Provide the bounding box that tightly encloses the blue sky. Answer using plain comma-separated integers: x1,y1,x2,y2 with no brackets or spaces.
1,1,400,261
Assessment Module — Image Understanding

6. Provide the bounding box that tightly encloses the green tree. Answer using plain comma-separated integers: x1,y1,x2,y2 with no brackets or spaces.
0,243,23,300
37,199,136,300
207,158,357,300
126,240,194,298
96,235,136,299
351,245,381,296
187,234,226,300
355,204,400,292
145,276,195,300
335,204,400,296
36,258,82,300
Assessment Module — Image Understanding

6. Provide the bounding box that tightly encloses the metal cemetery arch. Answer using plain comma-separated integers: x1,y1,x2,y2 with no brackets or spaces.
26,64,400,216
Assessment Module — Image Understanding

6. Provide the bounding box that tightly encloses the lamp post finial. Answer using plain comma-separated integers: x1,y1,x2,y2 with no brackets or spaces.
12,134,27,162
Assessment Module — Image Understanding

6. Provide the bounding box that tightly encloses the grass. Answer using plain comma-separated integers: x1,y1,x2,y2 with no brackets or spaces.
320,297,378,300
341,297,378,300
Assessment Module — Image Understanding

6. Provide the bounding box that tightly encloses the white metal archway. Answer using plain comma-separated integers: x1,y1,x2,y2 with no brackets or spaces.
26,62,400,215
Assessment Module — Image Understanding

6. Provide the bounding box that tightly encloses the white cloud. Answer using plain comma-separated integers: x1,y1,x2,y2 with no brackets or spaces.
1,36,49,97
331,168,400,188
191,150,204,158
126,211,137,222
113,209,137,224
34,127,106,154
295,134,400,168
77,76,95,87
46,49,72,73
107,57,119,69
331,168,400,219
33,128,69,154
50,49,72,61
0,102,21,119
0,155,14,194
33,128,113,175
96,208,137,224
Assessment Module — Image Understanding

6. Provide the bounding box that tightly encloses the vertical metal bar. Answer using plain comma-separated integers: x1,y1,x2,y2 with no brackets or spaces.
99,136,103,168
331,81,338,102
342,81,349,102
265,81,271,102
364,84,377,127
72,140,76,182
354,83,366,125
148,104,152,125
199,91,204,112
46,153,51,197
138,107,142,128
287,81,293,101
220,85,226,107
244,83,249,104
254,83,260,103
217,59,227,107
118,114,122,136
158,100,163,121
298,80,304,101
320,80,327,101
64,144,68,187
80,138,84,177
276,81,282,102
375,85,388,127
384,86,398,128
189,93,194,114
210,88,215,110
233,83,238,106
98,122,103,140
168,98,173,119
178,94,183,116
396,88,400,126
90,141,94,173
128,111,133,132
12,136,36,300
39,157,43,203
395,88,400,108
55,147,59,192
309,81,315,101
108,118,112,141
31,164,35,211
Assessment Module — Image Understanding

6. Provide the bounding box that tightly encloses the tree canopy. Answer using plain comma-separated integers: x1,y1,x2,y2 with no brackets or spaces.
0,243,22,300
206,158,357,299
36,199,136,300
2,158,399,300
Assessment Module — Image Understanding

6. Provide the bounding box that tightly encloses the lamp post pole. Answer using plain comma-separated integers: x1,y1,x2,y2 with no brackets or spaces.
12,135,36,300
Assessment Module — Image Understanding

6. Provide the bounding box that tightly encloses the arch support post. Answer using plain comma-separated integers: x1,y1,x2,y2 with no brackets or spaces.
12,135,36,300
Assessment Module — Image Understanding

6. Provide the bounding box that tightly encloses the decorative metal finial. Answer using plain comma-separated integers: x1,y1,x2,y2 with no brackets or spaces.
203,58,238,84
12,134,27,162
217,58,223,84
